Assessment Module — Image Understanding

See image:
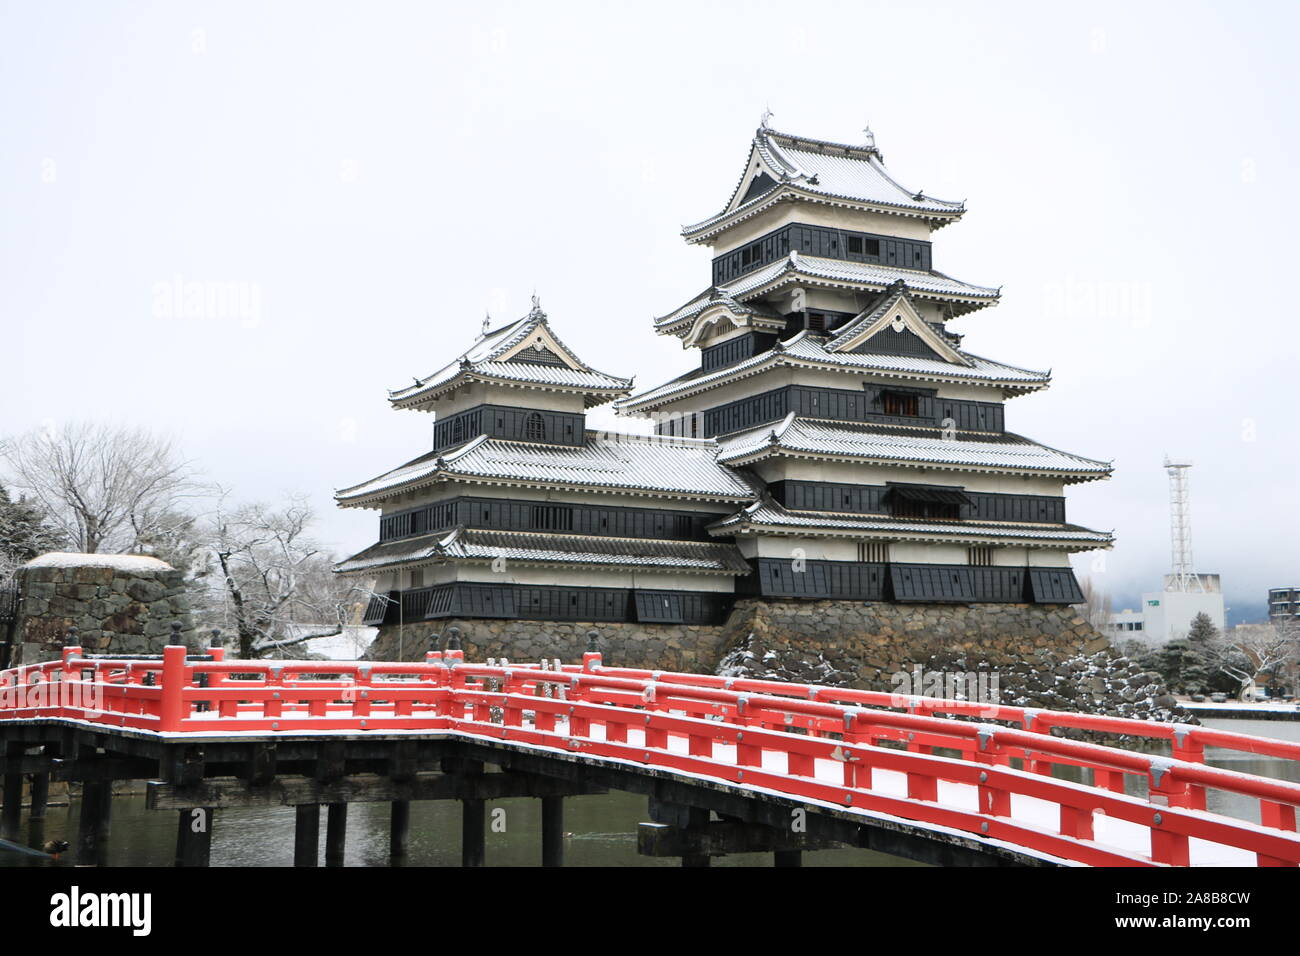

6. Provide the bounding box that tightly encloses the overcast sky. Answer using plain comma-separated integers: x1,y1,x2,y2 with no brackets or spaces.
2,0,1296,624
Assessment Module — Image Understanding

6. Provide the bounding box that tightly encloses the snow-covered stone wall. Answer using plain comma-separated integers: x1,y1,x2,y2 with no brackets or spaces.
11,552,196,664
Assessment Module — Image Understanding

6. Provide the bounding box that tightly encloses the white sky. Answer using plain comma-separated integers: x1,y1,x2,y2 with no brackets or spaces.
2,0,1296,624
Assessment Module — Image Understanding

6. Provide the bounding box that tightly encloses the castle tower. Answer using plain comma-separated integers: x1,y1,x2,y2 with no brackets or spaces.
617,122,1114,604
334,301,753,634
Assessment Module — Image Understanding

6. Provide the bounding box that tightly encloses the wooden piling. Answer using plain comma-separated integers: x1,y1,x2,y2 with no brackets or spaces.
1,743,22,842
390,800,410,861
76,780,113,866
325,803,348,867
462,798,485,867
27,771,49,849
174,807,214,867
294,804,320,867
541,795,564,867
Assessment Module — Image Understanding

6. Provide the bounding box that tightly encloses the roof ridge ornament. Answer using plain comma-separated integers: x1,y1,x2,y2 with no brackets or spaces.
760,106,774,129
862,122,876,151
530,293,545,319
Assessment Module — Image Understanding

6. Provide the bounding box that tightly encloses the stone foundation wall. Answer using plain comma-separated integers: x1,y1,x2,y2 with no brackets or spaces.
366,617,733,672
11,553,196,664
364,599,1106,677
721,599,1110,685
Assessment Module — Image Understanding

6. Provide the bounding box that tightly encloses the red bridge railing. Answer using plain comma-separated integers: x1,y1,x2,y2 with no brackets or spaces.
2,645,1298,867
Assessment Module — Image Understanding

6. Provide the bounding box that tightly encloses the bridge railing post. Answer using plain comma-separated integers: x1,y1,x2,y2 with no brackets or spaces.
159,644,189,731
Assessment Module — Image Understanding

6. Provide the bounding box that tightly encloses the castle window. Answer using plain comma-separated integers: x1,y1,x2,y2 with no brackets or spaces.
451,416,465,444
848,236,863,255
968,547,995,567
529,505,573,531
881,390,920,417
525,412,546,441
858,541,890,563
409,569,424,588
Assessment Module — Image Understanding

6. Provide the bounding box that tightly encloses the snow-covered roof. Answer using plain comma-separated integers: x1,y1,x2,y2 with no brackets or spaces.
389,304,633,409
716,415,1113,483
618,329,1048,413
22,552,175,573
654,253,998,335
335,528,751,576
335,431,759,507
708,497,1113,548
683,127,965,243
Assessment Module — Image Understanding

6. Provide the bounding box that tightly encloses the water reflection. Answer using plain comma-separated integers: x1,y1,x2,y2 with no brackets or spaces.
21,790,926,868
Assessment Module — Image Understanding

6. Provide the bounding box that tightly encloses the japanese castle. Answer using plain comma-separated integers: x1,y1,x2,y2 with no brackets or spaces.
335,120,1112,630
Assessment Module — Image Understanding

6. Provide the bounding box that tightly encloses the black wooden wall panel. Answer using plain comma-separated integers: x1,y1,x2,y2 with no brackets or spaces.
700,332,779,372
380,496,724,543
890,564,975,602
711,223,933,285
1028,568,1085,604
432,403,586,454
698,384,1006,438
768,480,1065,524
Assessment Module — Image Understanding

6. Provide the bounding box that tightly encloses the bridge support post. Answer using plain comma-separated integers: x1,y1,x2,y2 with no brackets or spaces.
462,798,485,867
541,794,564,867
390,800,410,862
1,742,23,841
326,803,348,867
75,780,113,866
294,804,320,867
28,770,49,849
774,849,802,867
174,807,214,867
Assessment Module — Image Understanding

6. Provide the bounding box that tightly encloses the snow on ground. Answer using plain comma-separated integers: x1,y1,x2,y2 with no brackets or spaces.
302,625,376,661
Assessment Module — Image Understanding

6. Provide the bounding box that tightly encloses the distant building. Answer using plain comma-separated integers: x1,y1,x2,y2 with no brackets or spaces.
1269,587,1300,624
1106,573,1226,646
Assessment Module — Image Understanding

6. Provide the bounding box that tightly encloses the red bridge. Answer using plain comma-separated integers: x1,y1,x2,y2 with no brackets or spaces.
1,639,1298,867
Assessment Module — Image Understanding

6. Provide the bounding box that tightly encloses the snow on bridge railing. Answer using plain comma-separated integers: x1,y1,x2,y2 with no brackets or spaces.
1,645,1298,866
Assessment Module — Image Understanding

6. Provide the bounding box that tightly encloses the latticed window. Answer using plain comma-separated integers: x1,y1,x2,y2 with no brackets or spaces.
525,412,546,441
968,547,995,567
858,541,890,563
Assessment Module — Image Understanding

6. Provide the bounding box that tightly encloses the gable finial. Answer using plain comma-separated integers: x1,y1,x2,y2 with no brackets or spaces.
862,121,876,151
760,105,774,129
481,311,491,337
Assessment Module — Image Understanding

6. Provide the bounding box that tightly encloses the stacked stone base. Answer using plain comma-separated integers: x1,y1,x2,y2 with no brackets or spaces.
365,617,734,673
365,600,1106,676
12,553,196,664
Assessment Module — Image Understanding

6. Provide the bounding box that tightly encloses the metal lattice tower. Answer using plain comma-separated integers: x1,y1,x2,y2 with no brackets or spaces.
1164,456,1203,592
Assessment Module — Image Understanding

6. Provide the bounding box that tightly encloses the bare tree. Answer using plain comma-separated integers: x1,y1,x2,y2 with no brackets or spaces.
0,422,195,554
199,489,356,659
1075,574,1112,634
1202,623,1297,700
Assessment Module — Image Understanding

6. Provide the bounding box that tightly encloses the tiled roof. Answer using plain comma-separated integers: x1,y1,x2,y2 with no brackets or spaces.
708,498,1113,547
389,305,632,408
716,415,1112,482
655,253,998,332
335,431,759,506
334,528,751,575
684,127,965,240
618,330,1048,412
